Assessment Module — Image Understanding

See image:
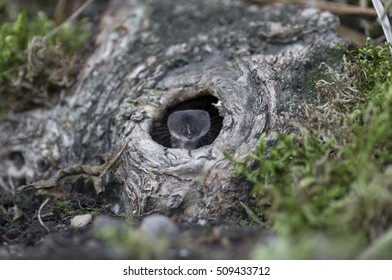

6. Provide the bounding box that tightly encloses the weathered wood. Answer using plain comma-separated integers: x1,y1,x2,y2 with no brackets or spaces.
0,0,346,220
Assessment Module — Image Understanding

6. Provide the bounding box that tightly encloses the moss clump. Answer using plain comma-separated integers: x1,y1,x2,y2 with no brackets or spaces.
231,40,392,259
0,11,91,119
347,40,392,93
52,200,79,221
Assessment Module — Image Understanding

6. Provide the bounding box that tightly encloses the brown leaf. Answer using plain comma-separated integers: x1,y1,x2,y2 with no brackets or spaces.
36,188,67,200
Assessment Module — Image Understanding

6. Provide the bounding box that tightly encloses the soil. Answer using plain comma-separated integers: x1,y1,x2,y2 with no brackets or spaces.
0,187,266,259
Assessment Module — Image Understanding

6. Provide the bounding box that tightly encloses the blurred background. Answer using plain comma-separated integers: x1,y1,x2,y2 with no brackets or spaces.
0,0,107,26
0,0,389,47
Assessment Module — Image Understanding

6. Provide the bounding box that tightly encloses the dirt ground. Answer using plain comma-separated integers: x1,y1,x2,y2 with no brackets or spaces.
0,187,266,259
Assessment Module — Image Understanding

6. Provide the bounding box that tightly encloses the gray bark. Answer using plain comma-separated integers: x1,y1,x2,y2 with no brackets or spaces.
0,0,346,220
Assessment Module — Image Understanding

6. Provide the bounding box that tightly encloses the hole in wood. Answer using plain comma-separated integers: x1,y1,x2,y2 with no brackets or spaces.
150,94,223,149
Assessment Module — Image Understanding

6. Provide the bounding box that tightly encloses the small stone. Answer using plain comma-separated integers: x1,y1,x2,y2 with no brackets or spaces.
70,214,92,228
139,214,179,242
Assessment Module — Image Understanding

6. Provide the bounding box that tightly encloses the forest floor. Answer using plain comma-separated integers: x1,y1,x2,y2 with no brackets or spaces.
1,0,389,260
0,190,265,259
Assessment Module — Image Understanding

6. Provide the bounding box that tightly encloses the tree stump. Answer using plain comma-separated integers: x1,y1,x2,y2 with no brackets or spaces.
0,0,346,221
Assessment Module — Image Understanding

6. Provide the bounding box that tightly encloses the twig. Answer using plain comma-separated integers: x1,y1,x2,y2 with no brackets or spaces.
239,201,266,226
99,139,131,178
38,198,51,233
372,0,392,52
247,0,377,16
45,0,94,40
299,0,377,16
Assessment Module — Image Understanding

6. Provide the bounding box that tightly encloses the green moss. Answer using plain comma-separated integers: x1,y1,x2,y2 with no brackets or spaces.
252,233,363,259
52,200,79,221
303,46,345,97
359,225,392,259
230,41,392,258
0,11,91,119
347,39,392,93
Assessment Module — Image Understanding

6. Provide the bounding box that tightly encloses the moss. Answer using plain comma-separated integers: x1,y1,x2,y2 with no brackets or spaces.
347,40,392,93
252,233,363,259
52,200,79,221
359,225,392,259
303,46,346,98
0,11,91,119
230,40,392,258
